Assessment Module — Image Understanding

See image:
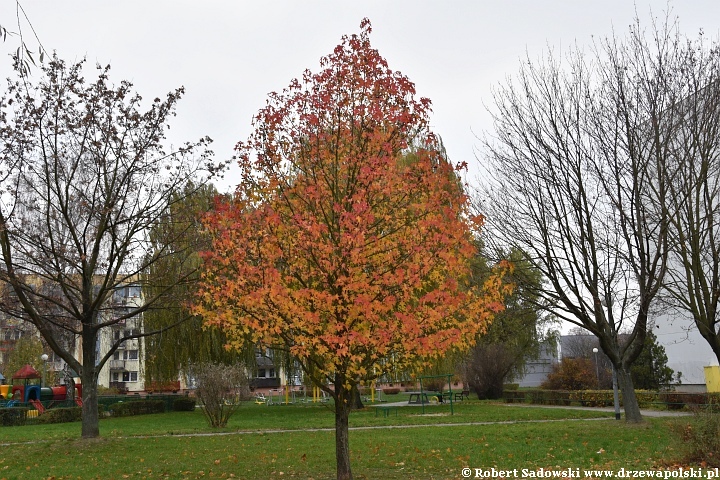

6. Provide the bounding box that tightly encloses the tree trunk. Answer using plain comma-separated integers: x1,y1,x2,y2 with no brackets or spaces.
350,385,364,410
617,366,643,423
335,387,353,480
81,342,100,438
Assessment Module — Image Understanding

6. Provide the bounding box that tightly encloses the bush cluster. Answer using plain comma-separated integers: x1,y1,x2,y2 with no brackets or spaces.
0,408,28,426
675,409,720,467
382,388,401,395
109,400,166,417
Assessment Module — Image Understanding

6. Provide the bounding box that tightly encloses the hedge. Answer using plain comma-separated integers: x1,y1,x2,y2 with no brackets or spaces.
503,389,720,410
173,397,196,412
108,400,166,417
36,407,82,424
0,408,28,427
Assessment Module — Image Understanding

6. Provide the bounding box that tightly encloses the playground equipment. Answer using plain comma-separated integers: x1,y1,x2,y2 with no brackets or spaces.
417,373,456,415
1,364,82,413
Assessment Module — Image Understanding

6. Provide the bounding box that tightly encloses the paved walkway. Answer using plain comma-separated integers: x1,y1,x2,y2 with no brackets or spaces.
373,401,692,417
499,403,692,417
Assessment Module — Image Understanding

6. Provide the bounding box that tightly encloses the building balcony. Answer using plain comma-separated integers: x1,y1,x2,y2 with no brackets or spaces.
109,360,126,370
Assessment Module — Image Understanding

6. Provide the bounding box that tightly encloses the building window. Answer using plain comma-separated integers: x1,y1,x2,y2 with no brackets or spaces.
113,351,121,361
258,369,265,378
127,286,141,298
112,372,119,382
127,350,138,360
122,371,138,382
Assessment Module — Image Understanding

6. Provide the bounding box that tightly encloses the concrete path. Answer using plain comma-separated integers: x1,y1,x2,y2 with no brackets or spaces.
499,403,692,417
372,401,692,417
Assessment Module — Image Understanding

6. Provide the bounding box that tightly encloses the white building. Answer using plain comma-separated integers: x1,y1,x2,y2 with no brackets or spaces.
653,312,718,392
99,284,144,393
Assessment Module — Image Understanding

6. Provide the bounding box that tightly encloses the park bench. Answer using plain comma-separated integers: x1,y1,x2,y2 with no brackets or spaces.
454,390,470,401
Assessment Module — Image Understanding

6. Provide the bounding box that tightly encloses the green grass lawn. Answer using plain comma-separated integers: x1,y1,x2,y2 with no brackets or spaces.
0,400,691,479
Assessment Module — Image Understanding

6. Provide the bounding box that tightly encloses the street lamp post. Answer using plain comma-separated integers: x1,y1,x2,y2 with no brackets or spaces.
592,347,599,387
40,353,49,388
602,295,622,421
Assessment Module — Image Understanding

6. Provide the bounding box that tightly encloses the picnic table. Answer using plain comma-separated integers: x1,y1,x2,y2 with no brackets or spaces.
407,392,430,404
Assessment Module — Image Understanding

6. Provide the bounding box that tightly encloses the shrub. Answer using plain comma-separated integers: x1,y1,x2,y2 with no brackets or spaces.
173,397,197,412
36,407,82,424
465,344,518,400
382,388,401,395
542,358,596,390
634,390,657,409
190,362,251,428
97,385,126,396
674,410,720,467
0,408,28,426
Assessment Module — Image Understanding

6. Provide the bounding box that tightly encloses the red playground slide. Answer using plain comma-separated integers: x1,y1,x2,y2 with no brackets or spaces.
29,399,45,414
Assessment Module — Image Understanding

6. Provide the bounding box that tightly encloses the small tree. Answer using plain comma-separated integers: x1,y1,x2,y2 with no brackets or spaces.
631,330,677,390
465,343,519,399
542,357,596,391
3,335,42,381
190,363,250,428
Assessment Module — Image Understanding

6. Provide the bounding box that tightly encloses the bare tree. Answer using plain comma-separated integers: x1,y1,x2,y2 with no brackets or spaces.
659,44,720,365
0,56,220,437
480,16,693,422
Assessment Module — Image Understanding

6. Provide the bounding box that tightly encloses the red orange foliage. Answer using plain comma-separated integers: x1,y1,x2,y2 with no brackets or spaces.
195,18,509,393
193,20,509,479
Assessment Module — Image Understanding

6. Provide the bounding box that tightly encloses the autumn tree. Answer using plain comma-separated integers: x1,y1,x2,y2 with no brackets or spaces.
481,16,685,422
562,328,613,389
194,20,508,480
541,357,596,391
0,56,219,438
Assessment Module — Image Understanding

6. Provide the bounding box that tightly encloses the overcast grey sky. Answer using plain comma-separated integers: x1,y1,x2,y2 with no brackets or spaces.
3,1,719,192
3,1,720,363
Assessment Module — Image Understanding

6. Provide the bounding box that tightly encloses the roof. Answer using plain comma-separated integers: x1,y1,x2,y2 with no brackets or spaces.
12,364,41,379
